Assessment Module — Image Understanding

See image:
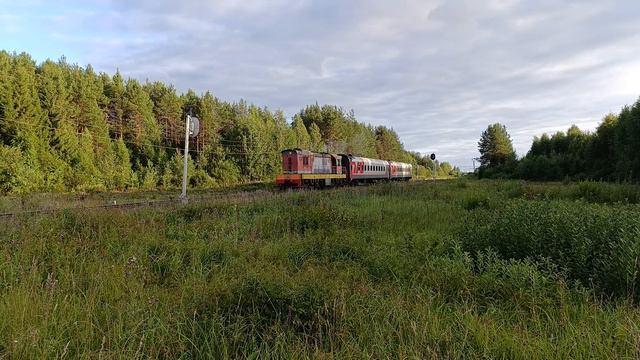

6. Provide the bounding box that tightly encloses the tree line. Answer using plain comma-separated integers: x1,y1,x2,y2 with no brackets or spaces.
0,51,459,194
477,97,640,181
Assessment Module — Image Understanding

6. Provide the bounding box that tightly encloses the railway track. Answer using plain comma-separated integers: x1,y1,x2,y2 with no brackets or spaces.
0,188,278,219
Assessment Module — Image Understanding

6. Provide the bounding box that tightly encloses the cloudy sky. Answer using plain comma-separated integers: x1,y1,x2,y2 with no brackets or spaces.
2,0,640,168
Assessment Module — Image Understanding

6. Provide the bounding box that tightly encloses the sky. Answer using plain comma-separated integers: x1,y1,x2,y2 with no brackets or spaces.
2,0,640,169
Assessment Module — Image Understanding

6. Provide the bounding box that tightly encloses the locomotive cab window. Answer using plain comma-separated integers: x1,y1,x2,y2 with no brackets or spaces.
303,156,309,166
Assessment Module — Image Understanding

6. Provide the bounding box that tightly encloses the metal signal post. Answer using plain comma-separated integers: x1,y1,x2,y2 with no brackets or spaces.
181,113,200,204
430,153,436,182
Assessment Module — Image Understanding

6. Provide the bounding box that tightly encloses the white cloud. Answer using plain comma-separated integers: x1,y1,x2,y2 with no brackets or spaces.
7,0,640,167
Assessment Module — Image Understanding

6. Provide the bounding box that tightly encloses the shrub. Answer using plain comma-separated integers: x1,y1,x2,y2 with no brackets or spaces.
462,193,493,210
461,199,640,300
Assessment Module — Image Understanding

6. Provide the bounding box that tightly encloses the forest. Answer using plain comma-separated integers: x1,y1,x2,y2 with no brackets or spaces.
0,51,458,194
476,97,640,182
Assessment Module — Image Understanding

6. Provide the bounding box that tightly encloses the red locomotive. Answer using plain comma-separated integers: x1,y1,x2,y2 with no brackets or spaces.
276,149,412,188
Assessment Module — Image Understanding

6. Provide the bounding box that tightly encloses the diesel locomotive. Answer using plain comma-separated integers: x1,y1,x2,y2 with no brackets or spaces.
276,148,412,188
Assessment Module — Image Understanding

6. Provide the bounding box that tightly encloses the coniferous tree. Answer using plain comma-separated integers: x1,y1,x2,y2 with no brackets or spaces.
478,123,515,167
309,122,323,151
292,115,310,149
123,78,160,168
111,137,135,190
104,71,126,138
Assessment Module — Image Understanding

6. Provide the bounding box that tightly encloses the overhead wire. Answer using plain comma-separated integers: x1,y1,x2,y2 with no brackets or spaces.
1,118,279,156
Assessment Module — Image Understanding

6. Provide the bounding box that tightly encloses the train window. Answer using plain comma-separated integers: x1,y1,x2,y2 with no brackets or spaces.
303,156,309,166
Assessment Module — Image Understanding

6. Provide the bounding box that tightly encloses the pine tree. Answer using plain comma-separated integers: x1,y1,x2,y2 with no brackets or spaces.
104,71,126,138
72,65,109,150
111,137,134,190
309,122,323,151
11,53,57,190
123,78,160,167
478,123,515,167
76,130,104,191
144,82,184,145
375,126,404,160
0,51,17,145
292,115,310,149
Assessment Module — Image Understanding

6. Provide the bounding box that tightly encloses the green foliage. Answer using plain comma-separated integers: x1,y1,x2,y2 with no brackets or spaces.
211,159,242,186
500,97,640,182
0,51,452,194
308,122,323,151
461,199,640,300
0,145,43,193
1,180,640,358
478,123,516,168
110,137,135,190
139,163,159,190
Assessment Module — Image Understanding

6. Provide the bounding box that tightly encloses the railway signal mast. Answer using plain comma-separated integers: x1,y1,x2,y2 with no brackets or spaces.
430,153,436,182
181,112,200,204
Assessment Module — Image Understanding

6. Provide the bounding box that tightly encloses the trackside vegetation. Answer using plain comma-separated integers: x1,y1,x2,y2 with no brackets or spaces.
0,51,459,194
476,97,640,182
1,179,640,358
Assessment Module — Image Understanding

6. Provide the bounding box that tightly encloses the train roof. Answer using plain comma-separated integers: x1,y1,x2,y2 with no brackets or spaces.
346,156,388,164
281,149,340,158
341,154,412,166
388,160,413,166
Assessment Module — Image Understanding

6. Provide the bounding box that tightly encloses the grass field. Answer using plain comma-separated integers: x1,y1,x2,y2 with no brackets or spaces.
2,179,640,358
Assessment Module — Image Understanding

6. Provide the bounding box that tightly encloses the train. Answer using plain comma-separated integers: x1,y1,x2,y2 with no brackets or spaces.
276,148,412,188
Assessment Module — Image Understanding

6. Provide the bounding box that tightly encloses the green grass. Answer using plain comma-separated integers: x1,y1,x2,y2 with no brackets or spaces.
1,180,640,358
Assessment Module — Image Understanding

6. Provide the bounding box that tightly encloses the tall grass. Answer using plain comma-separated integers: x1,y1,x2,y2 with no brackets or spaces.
461,199,640,300
1,180,640,358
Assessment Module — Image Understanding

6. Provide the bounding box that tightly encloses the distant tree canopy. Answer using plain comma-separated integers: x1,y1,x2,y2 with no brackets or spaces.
0,51,457,194
477,97,640,182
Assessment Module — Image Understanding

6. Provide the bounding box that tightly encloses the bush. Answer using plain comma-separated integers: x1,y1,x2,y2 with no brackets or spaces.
461,199,640,300
212,159,242,186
